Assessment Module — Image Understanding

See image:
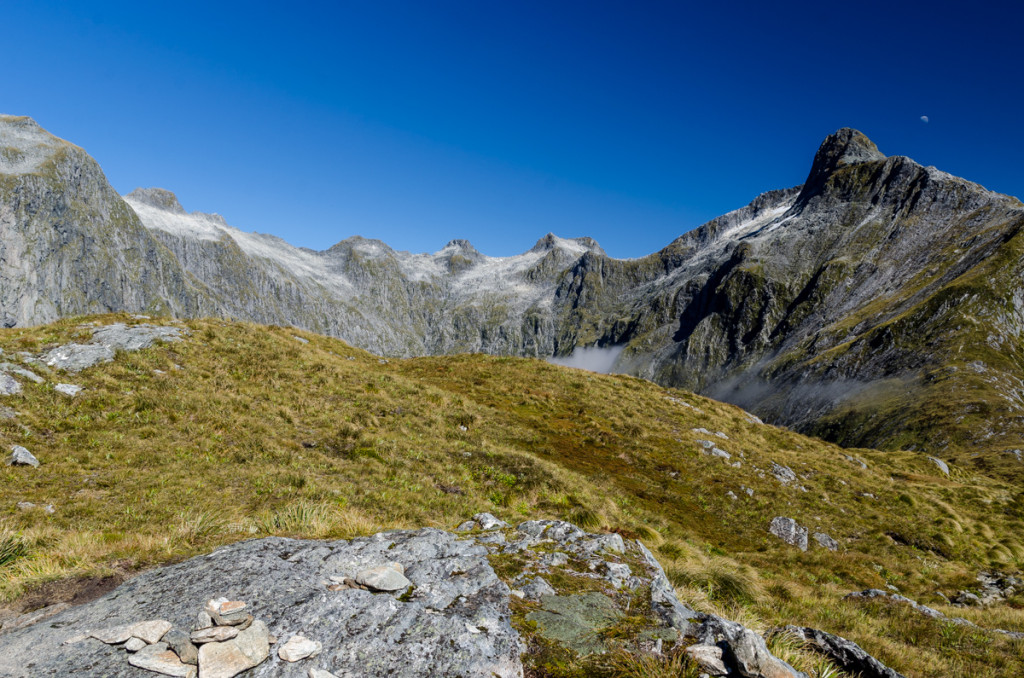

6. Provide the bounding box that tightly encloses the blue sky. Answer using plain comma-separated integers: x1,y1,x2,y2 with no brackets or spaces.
5,1,1023,258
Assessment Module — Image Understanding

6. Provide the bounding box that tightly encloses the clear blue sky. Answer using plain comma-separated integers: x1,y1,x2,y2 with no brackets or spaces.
5,1,1022,258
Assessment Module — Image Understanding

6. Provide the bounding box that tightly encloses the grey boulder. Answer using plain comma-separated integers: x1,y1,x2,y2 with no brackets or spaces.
90,323,184,351
927,456,950,475
54,383,83,397
0,364,43,384
689,614,807,678
769,517,808,551
634,539,698,630
785,626,906,678
0,373,20,395
812,532,838,551
44,343,115,372
7,445,39,467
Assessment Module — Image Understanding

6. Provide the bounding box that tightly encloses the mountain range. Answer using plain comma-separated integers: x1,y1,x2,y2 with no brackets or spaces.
2,115,1023,468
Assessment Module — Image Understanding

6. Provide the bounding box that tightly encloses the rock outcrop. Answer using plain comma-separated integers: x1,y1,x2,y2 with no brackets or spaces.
0,518,895,678
43,323,185,372
0,528,523,677
785,626,905,678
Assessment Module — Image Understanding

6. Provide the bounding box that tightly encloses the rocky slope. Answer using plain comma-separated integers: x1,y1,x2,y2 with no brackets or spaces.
1,516,906,678
3,115,1023,462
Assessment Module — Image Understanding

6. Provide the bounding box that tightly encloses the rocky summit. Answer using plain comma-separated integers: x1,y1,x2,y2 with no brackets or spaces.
0,518,907,678
2,115,1024,466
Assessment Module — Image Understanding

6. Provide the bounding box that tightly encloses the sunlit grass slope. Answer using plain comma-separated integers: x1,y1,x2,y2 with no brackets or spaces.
2,315,1023,676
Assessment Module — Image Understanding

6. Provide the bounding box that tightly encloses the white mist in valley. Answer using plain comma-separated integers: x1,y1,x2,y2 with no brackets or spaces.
547,345,625,374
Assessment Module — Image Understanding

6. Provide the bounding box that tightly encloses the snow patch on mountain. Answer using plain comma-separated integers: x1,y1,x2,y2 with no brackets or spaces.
125,195,356,293
720,201,794,241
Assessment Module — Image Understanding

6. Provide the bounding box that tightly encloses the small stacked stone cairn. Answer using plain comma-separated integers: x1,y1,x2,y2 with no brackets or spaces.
87,597,324,677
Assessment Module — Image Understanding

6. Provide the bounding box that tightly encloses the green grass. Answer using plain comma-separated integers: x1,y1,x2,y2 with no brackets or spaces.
0,314,1022,676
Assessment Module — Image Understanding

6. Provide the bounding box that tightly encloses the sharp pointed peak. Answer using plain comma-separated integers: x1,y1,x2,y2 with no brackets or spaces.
816,128,885,167
796,128,887,204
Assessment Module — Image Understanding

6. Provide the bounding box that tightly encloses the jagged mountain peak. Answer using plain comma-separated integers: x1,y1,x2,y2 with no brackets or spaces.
438,238,480,255
818,127,885,166
529,233,606,257
798,128,887,203
125,187,186,214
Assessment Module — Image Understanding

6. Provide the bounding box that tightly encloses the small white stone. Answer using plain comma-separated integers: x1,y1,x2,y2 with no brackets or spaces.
125,637,148,652
355,564,411,591
278,635,322,662
191,626,239,644
129,642,197,677
7,445,39,467
194,610,213,630
54,383,83,397
132,619,172,644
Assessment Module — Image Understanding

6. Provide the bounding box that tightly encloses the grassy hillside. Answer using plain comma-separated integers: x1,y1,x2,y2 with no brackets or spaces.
2,315,1023,676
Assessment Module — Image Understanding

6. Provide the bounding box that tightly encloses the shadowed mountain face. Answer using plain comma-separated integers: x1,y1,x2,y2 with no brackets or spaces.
2,115,1023,463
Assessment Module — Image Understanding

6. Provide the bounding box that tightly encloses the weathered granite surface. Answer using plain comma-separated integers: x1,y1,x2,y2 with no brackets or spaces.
0,530,522,677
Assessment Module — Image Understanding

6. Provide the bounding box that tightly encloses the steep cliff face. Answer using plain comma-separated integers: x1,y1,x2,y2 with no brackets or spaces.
0,117,200,325
3,115,1023,462
531,129,1022,463
628,131,1024,461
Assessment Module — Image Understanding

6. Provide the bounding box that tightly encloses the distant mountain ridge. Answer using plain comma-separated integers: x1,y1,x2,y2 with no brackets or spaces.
3,114,1023,465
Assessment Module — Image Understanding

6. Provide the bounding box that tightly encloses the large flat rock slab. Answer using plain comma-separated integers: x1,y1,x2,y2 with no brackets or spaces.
0,529,523,677
44,323,185,372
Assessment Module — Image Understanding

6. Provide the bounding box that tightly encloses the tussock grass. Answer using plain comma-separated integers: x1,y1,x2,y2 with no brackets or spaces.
0,314,1022,675
581,646,701,678
667,556,762,607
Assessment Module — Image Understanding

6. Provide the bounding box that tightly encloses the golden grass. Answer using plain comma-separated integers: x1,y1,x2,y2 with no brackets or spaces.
0,314,1022,675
